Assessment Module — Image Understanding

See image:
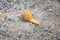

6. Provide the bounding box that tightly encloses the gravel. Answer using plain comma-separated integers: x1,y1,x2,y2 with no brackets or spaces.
0,0,60,40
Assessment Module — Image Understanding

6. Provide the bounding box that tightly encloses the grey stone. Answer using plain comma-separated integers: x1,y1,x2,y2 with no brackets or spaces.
17,32,22,38
23,0,29,2
3,24,7,27
8,18,16,22
7,0,12,2
30,4,35,9
0,7,4,10
0,23,2,27
57,0,60,3
6,4,12,9
25,30,30,37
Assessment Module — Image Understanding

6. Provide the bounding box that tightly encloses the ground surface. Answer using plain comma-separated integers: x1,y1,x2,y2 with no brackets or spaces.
0,0,60,40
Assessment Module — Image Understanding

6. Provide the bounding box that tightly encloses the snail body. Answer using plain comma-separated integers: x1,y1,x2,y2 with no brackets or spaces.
19,9,40,25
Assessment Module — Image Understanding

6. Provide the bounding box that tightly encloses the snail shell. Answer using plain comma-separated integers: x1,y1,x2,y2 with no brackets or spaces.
20,9,32,20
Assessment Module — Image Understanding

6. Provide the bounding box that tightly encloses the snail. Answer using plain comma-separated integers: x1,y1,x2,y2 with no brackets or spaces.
19,9,41,26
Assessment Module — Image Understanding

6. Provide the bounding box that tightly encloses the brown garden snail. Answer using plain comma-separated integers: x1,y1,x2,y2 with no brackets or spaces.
19,9,41,26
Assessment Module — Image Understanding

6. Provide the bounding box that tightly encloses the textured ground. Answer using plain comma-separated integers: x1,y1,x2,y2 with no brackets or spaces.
0,0,60,40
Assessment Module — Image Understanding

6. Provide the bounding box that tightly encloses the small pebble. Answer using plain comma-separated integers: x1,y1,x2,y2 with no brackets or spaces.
7,4,12,9
8,18,16,22
0,7,4,10
25,33,30,37
25,30,30,38
43,27,48,32
3,24,7,27
7,0,12,2
30,4,35,9
45,28,48,31
0,30,1,35
2,2,7,7
57,0,60,3
1,30,6,36
23,0,28,2
57,37,60,40
18,32,22,38
0,23,2,27
56,33,60,40
47,26,51,28
4,16,7,20
15,0,20,3
48,9,52,12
